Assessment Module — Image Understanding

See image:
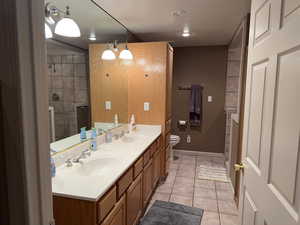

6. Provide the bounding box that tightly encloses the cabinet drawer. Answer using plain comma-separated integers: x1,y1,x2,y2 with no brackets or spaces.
165,119,171,134
117,168,133,199
98,186,117,223
134,157,143,178
143,148,151,166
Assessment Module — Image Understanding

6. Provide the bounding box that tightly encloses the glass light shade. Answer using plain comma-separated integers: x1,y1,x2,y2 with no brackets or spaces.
101,49,116,60
119,49,133,60
54,17,81,37
45,23,53,39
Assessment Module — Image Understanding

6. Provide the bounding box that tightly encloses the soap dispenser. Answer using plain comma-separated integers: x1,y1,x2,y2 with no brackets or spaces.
90,127,98,151
129,114,136,133
80,127,87,141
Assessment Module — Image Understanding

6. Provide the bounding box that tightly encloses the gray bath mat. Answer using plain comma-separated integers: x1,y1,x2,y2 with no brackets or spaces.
140,200,203,225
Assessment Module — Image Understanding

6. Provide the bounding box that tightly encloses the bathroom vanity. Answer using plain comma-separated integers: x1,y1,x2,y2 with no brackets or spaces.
52,125,168,225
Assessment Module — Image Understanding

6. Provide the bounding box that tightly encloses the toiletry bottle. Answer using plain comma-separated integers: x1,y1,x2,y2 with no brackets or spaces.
90,128,98,151
80,127,87,141
50,156,56,178
114,114,119,127
129,114,136,133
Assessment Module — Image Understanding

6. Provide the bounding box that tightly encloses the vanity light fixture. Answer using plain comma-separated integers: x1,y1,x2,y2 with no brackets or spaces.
101,43,116,60
119,43,133,60
45,23,53,39
54,6,81,37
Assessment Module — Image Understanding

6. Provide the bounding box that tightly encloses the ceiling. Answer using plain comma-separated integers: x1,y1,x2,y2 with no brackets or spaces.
45,0,129,49
94,0,251,46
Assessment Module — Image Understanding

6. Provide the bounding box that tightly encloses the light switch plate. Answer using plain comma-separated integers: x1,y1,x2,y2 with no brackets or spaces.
144,102,150,111
208,96,213,102
105,101,111,110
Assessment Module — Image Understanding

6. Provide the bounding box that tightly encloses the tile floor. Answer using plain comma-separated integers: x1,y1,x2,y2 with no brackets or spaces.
147,152,239,225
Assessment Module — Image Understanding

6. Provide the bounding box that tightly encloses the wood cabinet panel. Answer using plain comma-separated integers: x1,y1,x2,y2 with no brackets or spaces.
117,168,133,199
142,159,153,207
127,42,167,124
165,119,171,134
53,196,96,225
102,195,126,225
165,133,170,150
133,157,143,178
98,186,117,223
126,174,143,225
166,45,173,120
143,148,151,166
152,149,161,188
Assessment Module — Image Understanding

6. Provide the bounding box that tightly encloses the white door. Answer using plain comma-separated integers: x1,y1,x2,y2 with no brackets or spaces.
239,0,300,225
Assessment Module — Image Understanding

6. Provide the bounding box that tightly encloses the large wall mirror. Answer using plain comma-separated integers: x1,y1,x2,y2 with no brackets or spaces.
46,0,132,153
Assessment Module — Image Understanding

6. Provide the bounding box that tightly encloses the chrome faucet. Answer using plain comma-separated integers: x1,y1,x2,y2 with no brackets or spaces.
65,158,73,167
73,149,90,163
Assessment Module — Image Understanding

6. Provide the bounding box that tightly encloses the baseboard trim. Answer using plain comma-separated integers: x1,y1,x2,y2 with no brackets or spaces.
174,149,225,158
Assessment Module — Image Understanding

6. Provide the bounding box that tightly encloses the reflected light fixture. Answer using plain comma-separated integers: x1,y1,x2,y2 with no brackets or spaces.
182,31,190,37
101,44,116,60
45,23,53,39
54,6,81,37
119,43,133,60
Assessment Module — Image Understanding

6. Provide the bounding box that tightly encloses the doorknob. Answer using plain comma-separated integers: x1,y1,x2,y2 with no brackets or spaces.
234,163,245,172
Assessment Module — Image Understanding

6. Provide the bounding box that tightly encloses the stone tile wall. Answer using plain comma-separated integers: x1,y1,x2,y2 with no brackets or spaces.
47,53,89,140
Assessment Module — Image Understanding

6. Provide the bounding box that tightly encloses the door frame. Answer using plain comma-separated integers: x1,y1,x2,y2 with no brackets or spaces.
0,0,53,224
232,14,250,205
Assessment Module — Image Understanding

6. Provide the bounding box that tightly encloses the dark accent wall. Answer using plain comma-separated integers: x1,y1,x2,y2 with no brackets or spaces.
172,46,227,153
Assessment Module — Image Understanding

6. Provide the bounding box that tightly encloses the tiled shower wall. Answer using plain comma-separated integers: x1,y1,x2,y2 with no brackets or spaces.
47,53,89,140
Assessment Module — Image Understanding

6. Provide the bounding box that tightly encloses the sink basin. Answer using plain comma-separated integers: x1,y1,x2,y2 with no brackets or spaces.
75,158,111,176
121,133,147,143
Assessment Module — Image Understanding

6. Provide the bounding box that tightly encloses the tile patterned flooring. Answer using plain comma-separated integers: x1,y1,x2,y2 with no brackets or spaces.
148,152,239,225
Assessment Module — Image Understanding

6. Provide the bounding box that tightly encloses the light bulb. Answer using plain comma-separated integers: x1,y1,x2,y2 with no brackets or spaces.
119,45,133,60
101,49,116,60
55,17,81,37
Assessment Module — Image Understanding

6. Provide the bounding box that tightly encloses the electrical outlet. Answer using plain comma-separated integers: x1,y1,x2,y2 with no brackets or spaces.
208,96,213,102
105,101,111,110
187,135,191,143
144,102,150,111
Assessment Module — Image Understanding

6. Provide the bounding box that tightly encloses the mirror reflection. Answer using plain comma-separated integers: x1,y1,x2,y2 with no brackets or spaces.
46,0,131,153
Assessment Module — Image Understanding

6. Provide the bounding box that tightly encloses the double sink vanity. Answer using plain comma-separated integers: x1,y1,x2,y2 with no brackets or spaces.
52,125,170,225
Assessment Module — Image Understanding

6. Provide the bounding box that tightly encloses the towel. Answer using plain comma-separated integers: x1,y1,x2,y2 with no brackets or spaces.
189,85,203,126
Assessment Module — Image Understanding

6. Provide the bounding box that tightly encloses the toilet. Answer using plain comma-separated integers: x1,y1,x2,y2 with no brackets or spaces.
169,135,180,160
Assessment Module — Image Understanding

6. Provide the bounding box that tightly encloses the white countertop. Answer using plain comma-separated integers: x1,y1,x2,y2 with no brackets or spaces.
52,125,161,201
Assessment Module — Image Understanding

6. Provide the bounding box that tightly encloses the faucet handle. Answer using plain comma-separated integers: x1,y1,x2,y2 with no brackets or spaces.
65,158,73,167
83,149,91,156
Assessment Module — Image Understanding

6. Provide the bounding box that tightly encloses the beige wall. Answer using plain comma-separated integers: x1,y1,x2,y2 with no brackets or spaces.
172,46,227,153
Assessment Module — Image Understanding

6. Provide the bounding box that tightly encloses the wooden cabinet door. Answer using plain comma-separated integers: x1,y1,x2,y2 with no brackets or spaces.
142,159,153,207
102,195,126,225
166,44,173,120
126,174,143,225
152,150,161,188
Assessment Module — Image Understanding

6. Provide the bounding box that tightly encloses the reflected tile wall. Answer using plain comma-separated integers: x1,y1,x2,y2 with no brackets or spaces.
47,53,89,140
